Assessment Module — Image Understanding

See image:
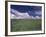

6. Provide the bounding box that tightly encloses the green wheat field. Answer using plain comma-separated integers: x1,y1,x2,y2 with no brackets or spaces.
11,19,41,32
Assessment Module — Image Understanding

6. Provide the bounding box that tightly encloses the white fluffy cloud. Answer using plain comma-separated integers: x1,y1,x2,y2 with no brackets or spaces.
11,9,31,19
11,9,41,19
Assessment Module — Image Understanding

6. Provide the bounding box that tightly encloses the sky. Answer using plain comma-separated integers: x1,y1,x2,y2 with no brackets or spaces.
11,5,42,17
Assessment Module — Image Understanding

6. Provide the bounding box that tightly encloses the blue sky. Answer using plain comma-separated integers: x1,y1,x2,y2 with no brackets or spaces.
11,5,42,17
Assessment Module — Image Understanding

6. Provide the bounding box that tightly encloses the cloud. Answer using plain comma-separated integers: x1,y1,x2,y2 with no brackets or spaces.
35,11,42,15
11,9,41,19
11,9,31,19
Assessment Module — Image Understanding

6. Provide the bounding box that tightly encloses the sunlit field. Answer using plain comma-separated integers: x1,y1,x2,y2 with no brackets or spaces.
11,19,41,32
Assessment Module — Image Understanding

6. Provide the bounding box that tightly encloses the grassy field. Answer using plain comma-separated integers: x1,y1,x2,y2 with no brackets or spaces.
11,19,41,32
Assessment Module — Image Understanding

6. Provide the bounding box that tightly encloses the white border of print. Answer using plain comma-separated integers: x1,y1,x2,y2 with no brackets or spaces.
8,2,44,35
